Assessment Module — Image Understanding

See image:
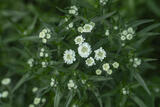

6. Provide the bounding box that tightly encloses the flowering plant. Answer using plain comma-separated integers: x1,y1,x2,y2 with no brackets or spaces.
0,0,160,107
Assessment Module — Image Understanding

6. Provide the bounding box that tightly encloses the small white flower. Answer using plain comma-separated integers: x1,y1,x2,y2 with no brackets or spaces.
78,27,84,33
2,91,8,98
122,30,128,36
122,88,129,95
114,26,118,30
107,69,112,75
112,62,119,69
68,80,77,90
69,6,78,15
85,57,95,66
1,78,11,85
121,36,126,41
50,78,58,87
29,104,35,107
28,58,34,67
102,63,110,71
78,42,92,58
46,34,51,39
126,34,133,40
39,32,45,38
42,38,47,43
63,49,76,64
96,69,102,75
74,35,85,45
69,22,73,28
41,61,47,68
83,24,93,33
32,87,38,93
45,53,49,57
128,27,134,34
90,22,95,27
34,97,41,105
40,52,44,57
42,98,46,103
94,47,106,61
105,30,110,36
41,48,45,52
81,80,86,84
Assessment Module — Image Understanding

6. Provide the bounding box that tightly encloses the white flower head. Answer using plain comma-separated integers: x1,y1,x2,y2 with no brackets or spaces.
74,35,85,45
78,42,92,58
41,61,48,68
2,91,8,98
94,47,106,61
68,80,77,90
112,62,119,69
96,69,102,75
83,24,93,33
102,63,110,71
78,27,84,33
122,30,128,36
32,87,38,93
63,49,76,64
42,98,46,103
121,36,126,41
28,58,34,67
69,5,78,15
107,69,112,75
29,104,35,107
126,34,133,40
1,78,11,85
105,30,110,36
128,27,135,34
34,97,41,105
85,57,96,66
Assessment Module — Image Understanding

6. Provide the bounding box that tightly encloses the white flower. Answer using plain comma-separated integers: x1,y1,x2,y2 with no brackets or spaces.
126,34,133,40
83,24,93,33
107,69,112,75
78,27,84,33
114,26,118,30
50,78,58,87
63,49,76,64
102,63,110,71
68,80,77,90
39,32,45,38
90,22,95,27
42,98,46,103
94,47,106,61
78,42,92,58
34,97,41,105
41,48,45,52
100,0,108,5
40,52,44,57
42,38,47,43
128,27,135,34
112,62,119,69
132,58,141,68
46,34,51,39
69,22,73,28
29,104,35,107
105,30,110,36
41,61,47,68
28,58,34,67
69,6,78,15
122,88,129,95
85,57,95,66
74,35,85,45
122,30,128,36
2,91,8,98
96,69,102,75
1,78,11,85
121,36,126,41
32,87,38,93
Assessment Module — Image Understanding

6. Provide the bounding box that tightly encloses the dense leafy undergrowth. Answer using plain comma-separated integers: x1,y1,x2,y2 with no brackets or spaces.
0,0,160,107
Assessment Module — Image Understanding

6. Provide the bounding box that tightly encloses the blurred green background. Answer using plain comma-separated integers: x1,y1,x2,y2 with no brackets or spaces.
0,0,160,106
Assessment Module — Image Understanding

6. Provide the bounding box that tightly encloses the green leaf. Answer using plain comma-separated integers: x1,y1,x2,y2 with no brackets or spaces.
139,23,160,34
12,73,31,93
65,91,75,107
89,76,112,82
132,71,151,95
130,19,154,27
130,94,147,107
91,89,103,107
54,88,62,107
91,11,116,22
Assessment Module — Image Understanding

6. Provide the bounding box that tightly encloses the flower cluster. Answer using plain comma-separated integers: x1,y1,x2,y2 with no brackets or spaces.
130,58,141,68
28,58,34,67
94,47,106,61
0,78,11,99
69,6,78,16
121,88,130,95
39,48,49,58
74,35,85,45
1,78,11,85
99,0,108,6
39,28,51,44
85,57,95,66
78,22,95,33
105,29,110,36
67,80,77,90
120,27,135,41
50,78,58,87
